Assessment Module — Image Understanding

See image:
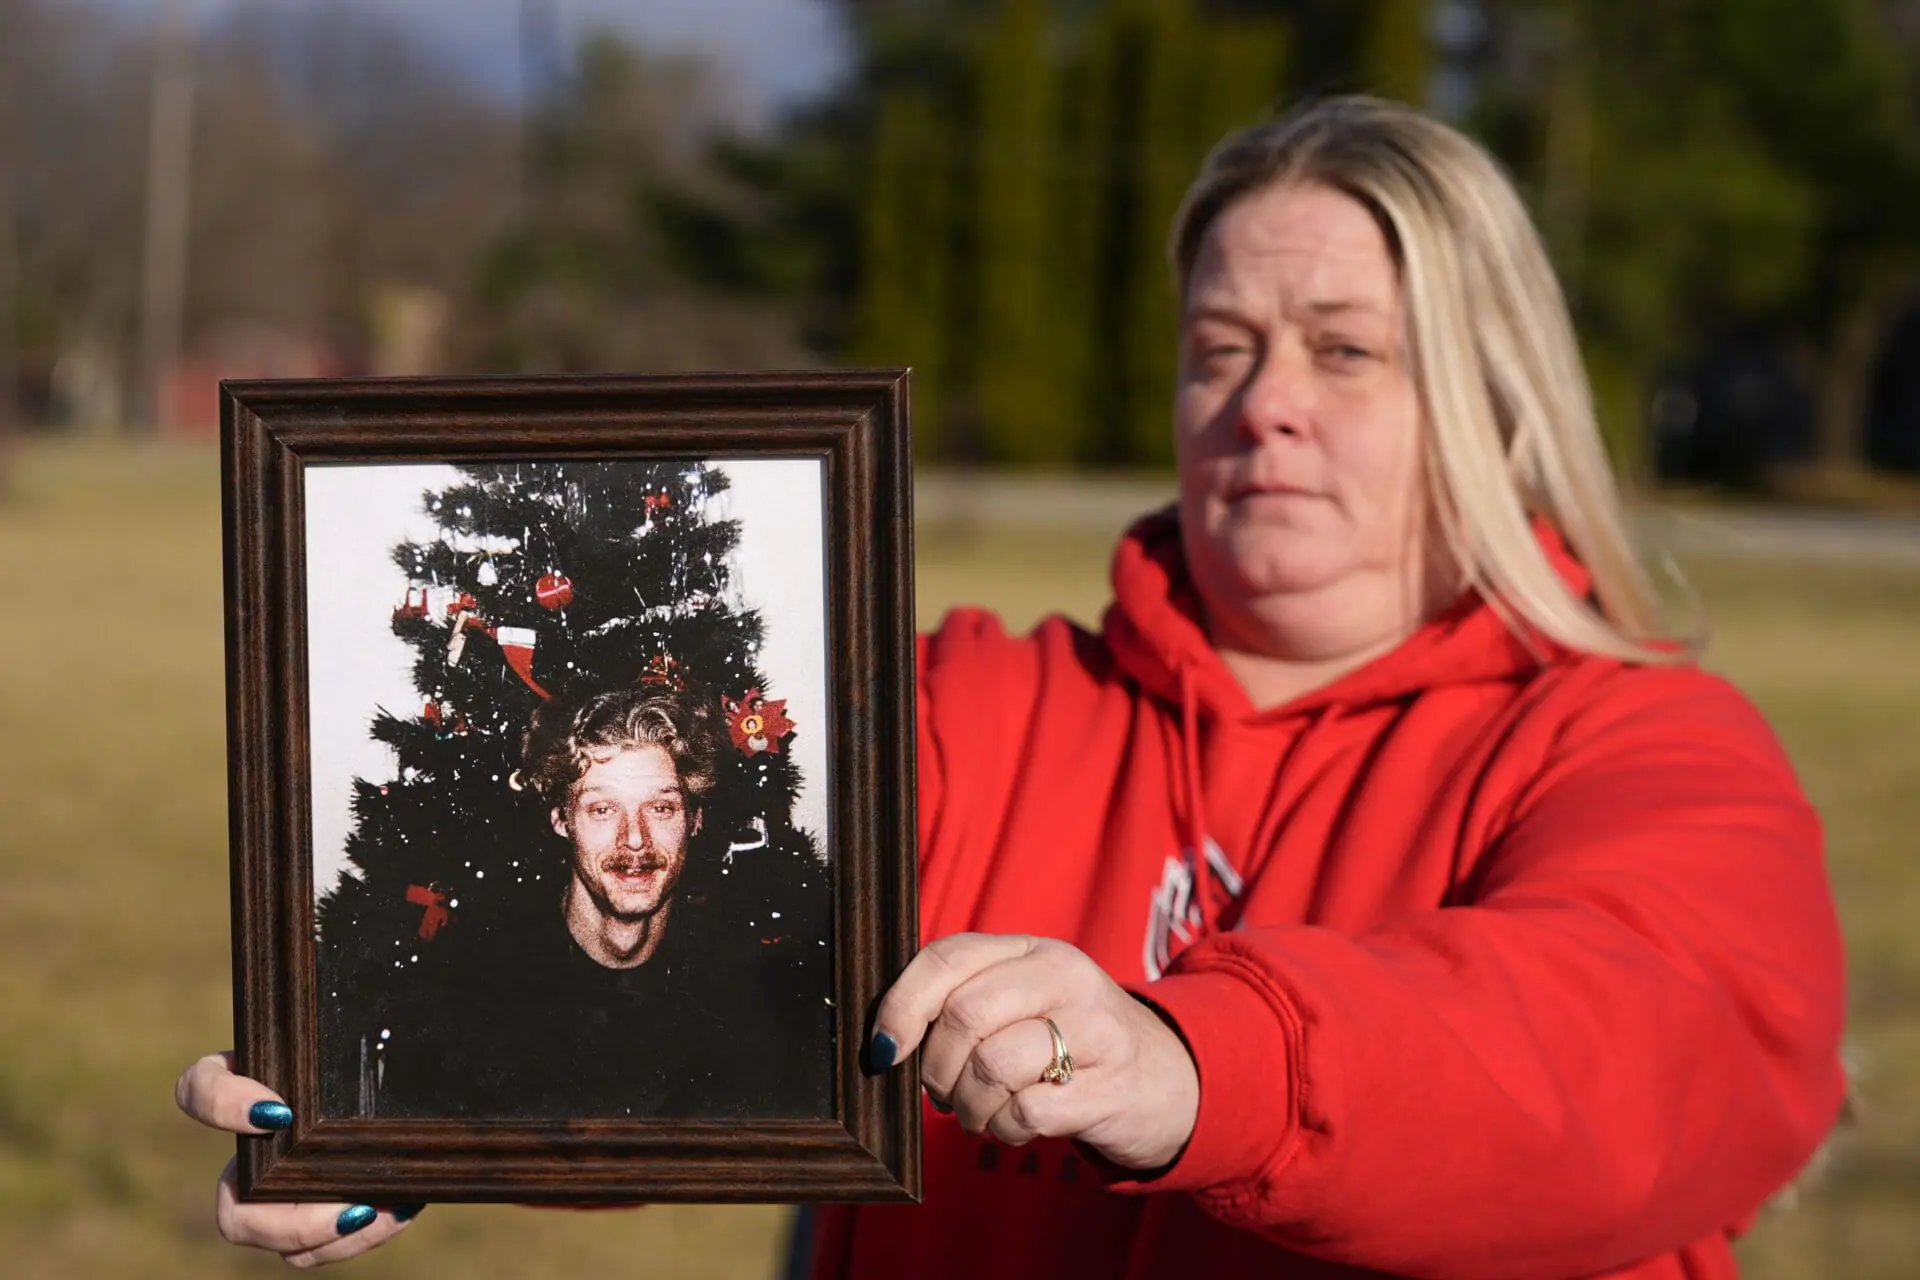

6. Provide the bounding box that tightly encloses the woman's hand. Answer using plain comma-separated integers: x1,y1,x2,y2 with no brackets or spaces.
173,1052,422,1269
869,933,1199,1173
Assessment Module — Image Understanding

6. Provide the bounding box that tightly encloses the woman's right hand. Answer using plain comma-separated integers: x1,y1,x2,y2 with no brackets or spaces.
174,1052,423,1269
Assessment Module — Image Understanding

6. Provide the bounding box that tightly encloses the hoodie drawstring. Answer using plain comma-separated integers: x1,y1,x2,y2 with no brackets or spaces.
1177,662,1215,927
1171,669,1350,937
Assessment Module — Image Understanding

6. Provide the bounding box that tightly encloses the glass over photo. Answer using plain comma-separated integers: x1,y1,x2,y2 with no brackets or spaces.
301,457,835,1122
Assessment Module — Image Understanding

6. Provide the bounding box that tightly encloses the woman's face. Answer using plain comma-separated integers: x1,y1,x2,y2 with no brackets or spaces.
1174,182,1429,640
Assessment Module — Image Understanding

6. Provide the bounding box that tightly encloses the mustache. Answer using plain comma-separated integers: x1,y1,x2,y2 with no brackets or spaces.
600,854,666,876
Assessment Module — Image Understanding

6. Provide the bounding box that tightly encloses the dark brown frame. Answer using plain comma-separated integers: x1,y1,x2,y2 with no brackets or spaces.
221,371,919,1204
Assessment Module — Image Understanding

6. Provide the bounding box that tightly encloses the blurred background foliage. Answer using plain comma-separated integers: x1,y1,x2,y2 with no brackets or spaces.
6,0,1920,492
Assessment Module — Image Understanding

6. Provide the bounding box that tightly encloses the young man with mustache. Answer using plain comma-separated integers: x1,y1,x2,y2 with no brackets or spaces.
545,692,709,972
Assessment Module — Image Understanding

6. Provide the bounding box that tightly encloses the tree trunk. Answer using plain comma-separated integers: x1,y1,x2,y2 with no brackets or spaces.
1814,271,1913,473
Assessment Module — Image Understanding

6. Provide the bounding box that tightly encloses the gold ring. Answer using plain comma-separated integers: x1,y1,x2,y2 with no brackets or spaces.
1040,1017,1074,1086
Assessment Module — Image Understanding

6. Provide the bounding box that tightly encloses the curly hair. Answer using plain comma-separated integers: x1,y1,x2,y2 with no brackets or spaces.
519,683,725,811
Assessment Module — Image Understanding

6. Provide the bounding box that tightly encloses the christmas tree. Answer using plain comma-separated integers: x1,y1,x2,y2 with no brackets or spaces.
315,460,830,1118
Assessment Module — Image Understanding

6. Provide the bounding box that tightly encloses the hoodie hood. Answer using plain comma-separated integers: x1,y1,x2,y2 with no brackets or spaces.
1101,506,1594,725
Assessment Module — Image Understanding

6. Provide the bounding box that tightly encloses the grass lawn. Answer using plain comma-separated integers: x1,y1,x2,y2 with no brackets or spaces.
3,442,1916,1278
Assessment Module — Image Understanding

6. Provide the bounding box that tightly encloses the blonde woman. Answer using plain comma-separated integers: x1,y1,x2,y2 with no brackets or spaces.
178,96,1846,1278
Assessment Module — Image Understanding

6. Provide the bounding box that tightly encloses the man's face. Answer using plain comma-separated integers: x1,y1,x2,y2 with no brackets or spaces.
552,743,701,923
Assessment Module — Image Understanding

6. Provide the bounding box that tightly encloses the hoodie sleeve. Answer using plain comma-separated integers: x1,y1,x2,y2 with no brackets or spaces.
1122,666,1848,1280
914,608,1053,914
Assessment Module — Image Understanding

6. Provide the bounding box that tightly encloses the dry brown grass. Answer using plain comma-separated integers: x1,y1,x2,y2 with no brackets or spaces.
2,442,1915,1277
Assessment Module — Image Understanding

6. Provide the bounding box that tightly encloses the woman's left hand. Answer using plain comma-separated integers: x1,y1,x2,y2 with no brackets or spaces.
868,933,1199,1173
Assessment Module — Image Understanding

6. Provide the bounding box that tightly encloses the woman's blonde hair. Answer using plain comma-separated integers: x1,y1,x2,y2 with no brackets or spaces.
1172,95,1687,664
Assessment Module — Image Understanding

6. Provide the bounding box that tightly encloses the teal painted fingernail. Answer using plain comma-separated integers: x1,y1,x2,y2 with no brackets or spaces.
393,1204,425,1223
336,1205,377,1236
865,1032,897,1076
248,1101,293,1131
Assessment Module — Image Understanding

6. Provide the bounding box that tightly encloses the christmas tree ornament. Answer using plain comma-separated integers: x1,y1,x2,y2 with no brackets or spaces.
405,884,454,941
478,559,499,587
535,571,574,610
423,700,469,738
493,625,551,699
726,816,770,859
395,584,477,624
639,653,684,690
447,610,479,665
723,688,796,755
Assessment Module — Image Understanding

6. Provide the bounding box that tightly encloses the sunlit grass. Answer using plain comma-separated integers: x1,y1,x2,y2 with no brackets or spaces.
2,441,1916,1277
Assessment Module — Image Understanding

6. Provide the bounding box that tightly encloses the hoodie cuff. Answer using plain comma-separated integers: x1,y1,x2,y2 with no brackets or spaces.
1103,965,1301,1196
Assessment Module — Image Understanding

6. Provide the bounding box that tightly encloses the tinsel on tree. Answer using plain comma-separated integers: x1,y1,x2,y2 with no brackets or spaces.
315,460,829,1118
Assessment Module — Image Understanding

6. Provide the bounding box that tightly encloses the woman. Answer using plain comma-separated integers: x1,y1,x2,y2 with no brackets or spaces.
175,96,1847,1277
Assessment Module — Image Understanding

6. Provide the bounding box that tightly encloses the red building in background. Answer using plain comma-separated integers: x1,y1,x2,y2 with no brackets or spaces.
157,323,349,441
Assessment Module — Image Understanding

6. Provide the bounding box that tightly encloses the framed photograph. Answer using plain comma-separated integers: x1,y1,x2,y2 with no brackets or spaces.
221,371,919,1204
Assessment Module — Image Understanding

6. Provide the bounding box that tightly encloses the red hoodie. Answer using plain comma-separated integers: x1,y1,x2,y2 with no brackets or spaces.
811,511,1846,1280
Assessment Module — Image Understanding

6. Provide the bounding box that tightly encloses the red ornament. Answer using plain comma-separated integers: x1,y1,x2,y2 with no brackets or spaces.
490,625,551,700
405,884,453,941
643,492,673,513
723,688,796,756
640,654,685,690
422,700,469,737
535,571,574,610
395,585,478,624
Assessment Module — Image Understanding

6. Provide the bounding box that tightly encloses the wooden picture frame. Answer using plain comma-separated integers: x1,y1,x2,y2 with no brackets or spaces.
221,371,919,1204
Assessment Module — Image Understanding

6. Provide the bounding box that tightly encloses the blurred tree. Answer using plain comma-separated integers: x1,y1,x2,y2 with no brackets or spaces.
1712,0,1920,472
3,2,810,427
0,0,525,427
973,0,1081,464
788,0,1289,467
848,89,961,454
502,0,1920,480
1480,0,1920,482
211,2,521,360
1361,0,1435,103
463,33,807,374
1053,11,1126,463
2,0,149,429
1117,2,1290,465
0,30,18,460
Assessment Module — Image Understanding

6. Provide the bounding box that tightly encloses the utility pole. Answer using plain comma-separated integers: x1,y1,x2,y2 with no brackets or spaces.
138,0,196,434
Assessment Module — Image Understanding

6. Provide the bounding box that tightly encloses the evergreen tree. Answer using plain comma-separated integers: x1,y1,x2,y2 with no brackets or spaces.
1055,10,1128,464
315,460,829,1118
852,88,960,458
1360,0,1434,105
972,0,1082,464
1117,0,1289,466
